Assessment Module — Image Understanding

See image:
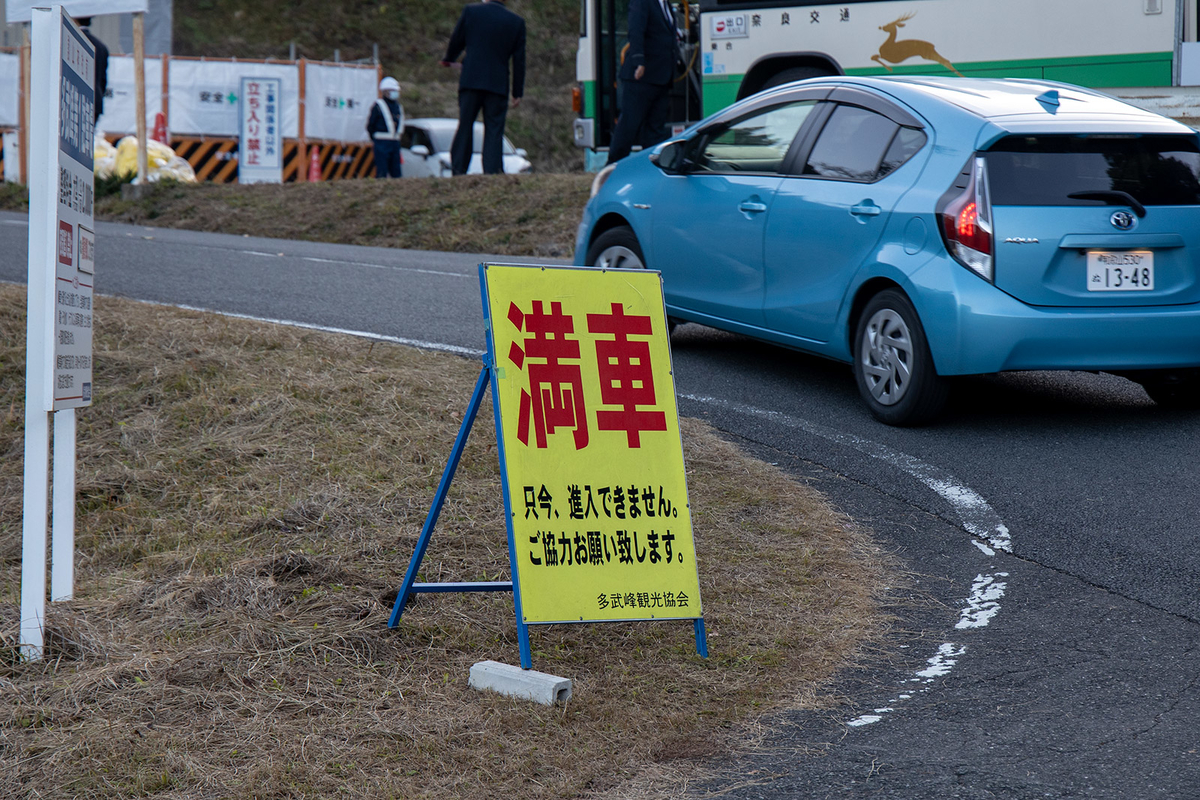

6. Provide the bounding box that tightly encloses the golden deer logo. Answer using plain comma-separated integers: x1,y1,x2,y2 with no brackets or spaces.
872,12,963,76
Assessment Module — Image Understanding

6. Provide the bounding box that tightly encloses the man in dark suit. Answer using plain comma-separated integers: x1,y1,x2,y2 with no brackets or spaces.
606,0,677,165
77,17,109,123
440,0,526,175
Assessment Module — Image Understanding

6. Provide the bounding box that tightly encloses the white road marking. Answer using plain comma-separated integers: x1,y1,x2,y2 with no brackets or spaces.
846,643,970,727
40,221,473,278
678,393,1010,552
678,393,1010,729
915,642,968,680
296,254,467,278
847,714,883,728
136,299,485,357
956,573,1009,630
167,246,470,278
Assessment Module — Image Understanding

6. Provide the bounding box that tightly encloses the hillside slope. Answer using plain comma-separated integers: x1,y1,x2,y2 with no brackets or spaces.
174,0,583,172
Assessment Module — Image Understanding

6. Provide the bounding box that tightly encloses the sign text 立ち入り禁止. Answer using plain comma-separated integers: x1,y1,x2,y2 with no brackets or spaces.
238,76,282,184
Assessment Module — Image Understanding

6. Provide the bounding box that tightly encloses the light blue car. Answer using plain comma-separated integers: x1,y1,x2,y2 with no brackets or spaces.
575,76,1200,425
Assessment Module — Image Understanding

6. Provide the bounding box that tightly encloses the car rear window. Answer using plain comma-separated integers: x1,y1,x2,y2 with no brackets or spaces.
878,127,927,180
986,135,1200,206
800,104,925,182
803,105,899,181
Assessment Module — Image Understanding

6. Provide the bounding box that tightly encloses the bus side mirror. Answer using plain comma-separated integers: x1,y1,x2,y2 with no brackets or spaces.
651,140,689,173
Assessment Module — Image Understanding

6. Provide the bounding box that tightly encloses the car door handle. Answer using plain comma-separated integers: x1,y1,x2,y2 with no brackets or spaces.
738,201,768,214
850,202,882,217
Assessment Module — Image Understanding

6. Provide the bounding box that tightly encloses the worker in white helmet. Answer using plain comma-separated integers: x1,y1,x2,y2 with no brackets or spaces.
367,76,405,178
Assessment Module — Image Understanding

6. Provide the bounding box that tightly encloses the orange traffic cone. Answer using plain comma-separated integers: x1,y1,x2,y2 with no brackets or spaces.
307,146,321,182
152,112,167,143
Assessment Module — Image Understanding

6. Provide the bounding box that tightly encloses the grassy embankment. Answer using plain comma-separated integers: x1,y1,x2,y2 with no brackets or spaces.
0,175,593,258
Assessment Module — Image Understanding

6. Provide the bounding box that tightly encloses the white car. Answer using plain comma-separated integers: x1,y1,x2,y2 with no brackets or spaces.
399,118,532,177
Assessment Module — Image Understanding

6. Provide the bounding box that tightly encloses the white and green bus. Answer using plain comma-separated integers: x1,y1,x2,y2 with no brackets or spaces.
572,0,1200,168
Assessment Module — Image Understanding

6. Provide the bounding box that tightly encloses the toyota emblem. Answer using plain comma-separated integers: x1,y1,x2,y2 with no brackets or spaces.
1110,210,1136,230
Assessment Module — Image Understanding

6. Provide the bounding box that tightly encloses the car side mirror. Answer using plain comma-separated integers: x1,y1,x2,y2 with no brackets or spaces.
516,148,528,158
411,145,430,157
650,140,690,173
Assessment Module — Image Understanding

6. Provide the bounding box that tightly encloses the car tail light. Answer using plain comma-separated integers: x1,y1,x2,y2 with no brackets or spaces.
572,86,583,114
938,156,994,281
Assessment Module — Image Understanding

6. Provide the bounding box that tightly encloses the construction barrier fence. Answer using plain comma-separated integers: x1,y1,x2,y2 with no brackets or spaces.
3,48,382,182
165,137,375,183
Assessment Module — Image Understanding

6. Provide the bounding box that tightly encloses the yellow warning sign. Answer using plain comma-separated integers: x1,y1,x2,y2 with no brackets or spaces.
483,264,702,625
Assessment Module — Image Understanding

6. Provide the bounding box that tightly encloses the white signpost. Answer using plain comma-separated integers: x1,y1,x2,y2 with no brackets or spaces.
238,76,283,184
21,4,96,661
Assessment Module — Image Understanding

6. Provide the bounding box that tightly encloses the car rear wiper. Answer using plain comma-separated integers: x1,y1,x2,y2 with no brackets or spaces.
1067,190,1146,218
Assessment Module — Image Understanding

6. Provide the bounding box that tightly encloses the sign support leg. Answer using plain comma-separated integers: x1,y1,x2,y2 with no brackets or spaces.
517,619,532,669
20,409,50,661
51,409,76,601
694,618,709,658
388,365,492,627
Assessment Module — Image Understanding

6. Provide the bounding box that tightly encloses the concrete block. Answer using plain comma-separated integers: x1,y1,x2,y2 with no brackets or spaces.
469,660,572,706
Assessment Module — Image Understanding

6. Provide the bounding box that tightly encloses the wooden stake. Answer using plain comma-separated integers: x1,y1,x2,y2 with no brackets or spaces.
298,58,307,181
162,53,171,141
19,25,30,185
133,13,148,183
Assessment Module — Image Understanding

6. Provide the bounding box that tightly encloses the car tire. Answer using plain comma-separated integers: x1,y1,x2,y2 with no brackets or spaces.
853,289,948,426
1134,369,1200,409
585,225,646,270
760,66,833,92
585,225,681,333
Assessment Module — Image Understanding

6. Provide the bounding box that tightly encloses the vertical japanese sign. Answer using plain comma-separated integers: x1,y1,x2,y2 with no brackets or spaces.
483,264,703,625
237,76,281,184
52,11,95,410
22,4,96,661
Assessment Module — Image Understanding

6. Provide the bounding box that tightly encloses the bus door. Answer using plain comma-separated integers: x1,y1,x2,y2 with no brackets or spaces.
593,0,628,150
593,0,702,150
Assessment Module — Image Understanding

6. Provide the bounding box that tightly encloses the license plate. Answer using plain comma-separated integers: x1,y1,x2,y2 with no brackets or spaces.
1087,250,1154,291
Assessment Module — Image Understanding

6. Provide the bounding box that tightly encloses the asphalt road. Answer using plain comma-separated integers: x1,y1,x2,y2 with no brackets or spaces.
4,212,1199,798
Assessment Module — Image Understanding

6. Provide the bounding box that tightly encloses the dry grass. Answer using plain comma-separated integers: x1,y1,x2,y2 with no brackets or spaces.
93,175,593,258
0,283,901,798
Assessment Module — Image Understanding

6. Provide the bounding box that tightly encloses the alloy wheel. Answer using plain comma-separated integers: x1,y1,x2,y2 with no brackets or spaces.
593,245,644,270
859,308,914,406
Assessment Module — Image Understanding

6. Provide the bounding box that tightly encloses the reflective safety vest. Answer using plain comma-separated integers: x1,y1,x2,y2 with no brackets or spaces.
372,98,403,141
